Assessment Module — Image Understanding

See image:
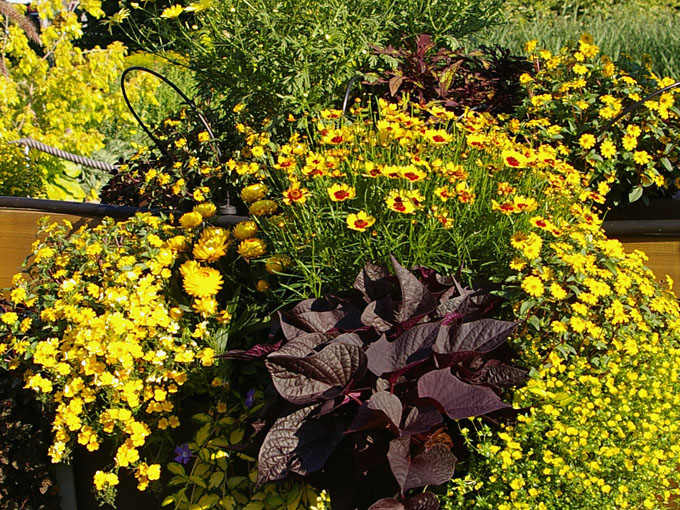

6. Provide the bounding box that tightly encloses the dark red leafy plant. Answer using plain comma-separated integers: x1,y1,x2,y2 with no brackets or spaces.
223,257,525,510
368,34,532,114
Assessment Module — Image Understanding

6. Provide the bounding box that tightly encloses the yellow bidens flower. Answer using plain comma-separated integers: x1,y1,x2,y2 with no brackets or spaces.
521,275,544,297
179,261,223,298
578,133,596,150
327,183,357,202
238,238,267,260
346,211,376,232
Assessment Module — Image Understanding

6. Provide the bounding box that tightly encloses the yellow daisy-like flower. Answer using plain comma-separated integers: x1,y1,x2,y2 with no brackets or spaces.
385,190,415,214
233,221,258,240
192,296,218,316
502,149,528,168
238,238,267,260
424,129,453,144
179,211,203,228
180,262,223,298
249,200,278,216
600,139,617,159
400,166,427,182
160,4,184,17
521,275,544,297
283,181,311,205
327,183,357,202
193,227,230,262
633,150,652,165
241,183,268,203
346,211,376,232
578,133,596,150
193,202,217,219
550,282,568,300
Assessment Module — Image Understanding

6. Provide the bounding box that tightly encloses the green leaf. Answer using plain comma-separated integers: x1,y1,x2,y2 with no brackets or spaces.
193,413,213,423
167,463,186,476
219,496,235,510
197,494,220,509
628,186,643,203
189,475,208,488
162,495,176,507
229,428,244,445
196,423,211,447
208,438,229,448
527,315,541,331
227,476,247,490
661,157,673,172
209,471,225,489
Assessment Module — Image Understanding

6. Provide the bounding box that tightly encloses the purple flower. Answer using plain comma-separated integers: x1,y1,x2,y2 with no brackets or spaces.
174,444,193,465
244,388,256,409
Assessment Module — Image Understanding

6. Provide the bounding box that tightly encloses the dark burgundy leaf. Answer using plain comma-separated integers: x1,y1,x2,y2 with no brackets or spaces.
266,342,367,405
334,332,364,347
286,298,363,333
257,404,344,485
473,360,528,389
354,261,393,301
362,295,396,332
387,437,456,493
417,369,510,420
366,323,439,376
391,256,436,323
272,333,329,358
401,405,443,435
369,499,405,510
433,319,518,355
405,492,440,510
220,339,283,360
348,391,403,433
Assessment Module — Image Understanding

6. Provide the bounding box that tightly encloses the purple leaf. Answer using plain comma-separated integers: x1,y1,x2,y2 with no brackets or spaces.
348,391,403,433
266,342,367,405
471,360,528,389
257,404,344,484
405,493,440,510
220,340,283,360
362,295,396,332
417,369,510,420
390,256,436,323
273,333,329,358
354,261,393,300
433,319,518,356
401,405,443,435
369,499,405,510
366,323,440,376
387,437,456,493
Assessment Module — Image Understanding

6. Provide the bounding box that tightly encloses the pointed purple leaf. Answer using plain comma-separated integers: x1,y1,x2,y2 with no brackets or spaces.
387,437,456,493
354,261,393,301
265,342,367,405
366,323,439,376
417,369,510,420
401,405,443,435
405,493,440,510
369,499,405,510
472,360,528,389
220,339,283,360
390,256,436,323
257,404,344,485
362,295,396,332
272,333,328,358
433,319,518,356
348,391,403,433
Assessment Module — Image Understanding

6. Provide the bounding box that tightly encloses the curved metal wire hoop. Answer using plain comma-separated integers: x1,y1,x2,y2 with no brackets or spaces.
342,75,362,116
120,66,221,161
597,80,680,140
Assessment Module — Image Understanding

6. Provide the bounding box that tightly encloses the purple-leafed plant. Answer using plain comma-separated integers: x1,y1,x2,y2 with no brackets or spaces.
223,257,526,510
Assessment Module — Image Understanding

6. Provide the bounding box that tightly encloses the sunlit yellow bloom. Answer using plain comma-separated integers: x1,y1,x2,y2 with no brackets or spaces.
346,211,376,232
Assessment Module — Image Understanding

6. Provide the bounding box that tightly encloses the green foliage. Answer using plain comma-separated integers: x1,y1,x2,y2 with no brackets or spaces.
0,143,45,197
117,0,504,128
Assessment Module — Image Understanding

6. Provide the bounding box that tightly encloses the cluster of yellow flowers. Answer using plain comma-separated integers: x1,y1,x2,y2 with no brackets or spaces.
0,214,217,501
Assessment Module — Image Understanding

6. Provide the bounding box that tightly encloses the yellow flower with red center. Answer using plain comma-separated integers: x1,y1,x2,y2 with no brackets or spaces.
273,154,297,171
283,181,310,205
400,166,427,182
502,149,528,168
513,195,538,213
321,128,347,145
491,200,516,215
327,183,356,202
385,190,416,214
424,129,453,144
346,211,376,232
497,182,516,196
530,216,554,230
237,238,267,260
179,261,223,298
434,186,454,202
455,182,476,204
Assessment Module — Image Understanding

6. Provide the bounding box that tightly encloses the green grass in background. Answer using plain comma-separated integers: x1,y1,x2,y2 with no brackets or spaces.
469,2,680,78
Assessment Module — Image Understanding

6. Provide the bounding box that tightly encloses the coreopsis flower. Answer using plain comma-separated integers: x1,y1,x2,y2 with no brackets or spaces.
238,238,267,260
346,211,376,232
327,183,356,202
233,221,258,240
283,181,311,205
502,149,528,168
385,190,415,214
240,183,268,203
321,128,347,145
180,261,223,298
400,166,427,182
179,211,203,228
424,129,453,144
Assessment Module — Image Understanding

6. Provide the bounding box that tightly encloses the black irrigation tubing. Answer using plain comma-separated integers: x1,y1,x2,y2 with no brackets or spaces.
342,75,362,116
120,66,221,161
0,196,249,226
597,80,680,140
8,138,119,172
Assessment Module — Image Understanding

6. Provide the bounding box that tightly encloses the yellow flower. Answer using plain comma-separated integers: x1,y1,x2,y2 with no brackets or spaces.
283,181,311,205
238,238,267,260
346,211,376,232
249,200,278,216
502,149,528,168
600,139,617,159
240,183,268,203
385,190,415,214
327,183,357,202
160,4,184,18
633,151,652,165
521,275,544,297
233,221,258,240
180,262,223,298
550,283,567,300
179,211,203,228
193,202,217,218
578,133,596,150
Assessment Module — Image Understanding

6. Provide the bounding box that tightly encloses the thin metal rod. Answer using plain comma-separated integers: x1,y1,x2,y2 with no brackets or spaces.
342,76,361,116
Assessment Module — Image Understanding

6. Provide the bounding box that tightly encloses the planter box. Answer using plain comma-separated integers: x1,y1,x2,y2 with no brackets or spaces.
603,199,680,287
